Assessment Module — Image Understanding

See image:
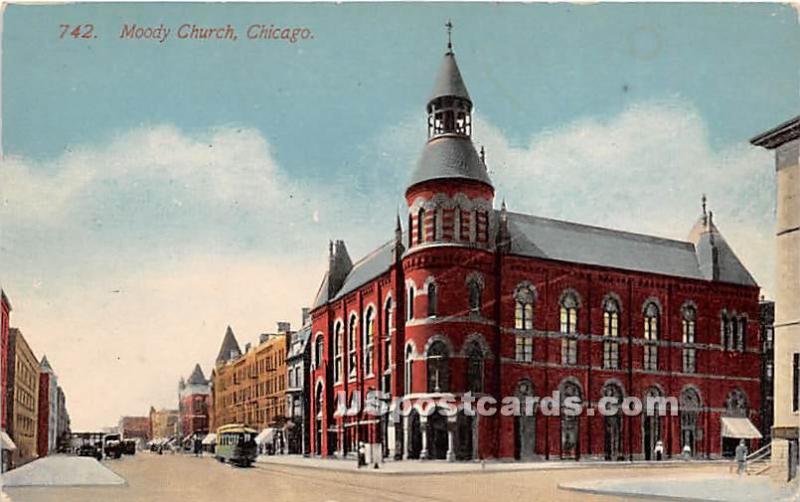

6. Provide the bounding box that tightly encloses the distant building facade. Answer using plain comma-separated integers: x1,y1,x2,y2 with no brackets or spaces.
149,407,179,441
36,356,58,457
56,386,71,452
759,300,775,442
179,364,211,438
752,115,800,481
212,324,290,451
7,328,39,467
1,289,12,471
286,309,312,454
118,416,150,444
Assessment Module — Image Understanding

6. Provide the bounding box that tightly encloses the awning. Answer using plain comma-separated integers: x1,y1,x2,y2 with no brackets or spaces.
721,417,762,439
201,433,216,445
1,431,17,451
255,428,276,445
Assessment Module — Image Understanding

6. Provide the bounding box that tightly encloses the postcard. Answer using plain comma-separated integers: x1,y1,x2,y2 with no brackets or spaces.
1,2,798,501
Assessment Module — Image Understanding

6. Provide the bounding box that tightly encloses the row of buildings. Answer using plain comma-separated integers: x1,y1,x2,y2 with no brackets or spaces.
1,287,72,471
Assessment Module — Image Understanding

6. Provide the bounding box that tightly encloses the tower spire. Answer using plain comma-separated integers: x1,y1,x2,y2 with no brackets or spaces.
445,20,453,53
701,194,708,225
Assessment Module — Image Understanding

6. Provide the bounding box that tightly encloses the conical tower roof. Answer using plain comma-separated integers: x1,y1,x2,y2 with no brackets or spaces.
187,364,207,385
215,326,242,363
429,50,471,105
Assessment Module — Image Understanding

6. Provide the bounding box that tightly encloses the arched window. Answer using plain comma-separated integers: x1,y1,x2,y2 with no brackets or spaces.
348,315,358,380
427,340,450,393
725,389,747,417
602,382,624,460
465,342,484,393
427,282,438,317
408,214,413,248
363,308,374,376
643,302,659,371
468,278,482,315
434,207,443,240
383,299,393,374
407,286,415,320
603,298,620,369
333,322,343,383
560,292,579,365
470,209,478,242
314,335,324,369
515,285,535,330
404,345,413,394
560,381,582,459
680,388,701,457
453,208,461,241
721,313,731,350
417,208,426,244
738,317,747,352
682,306,697,373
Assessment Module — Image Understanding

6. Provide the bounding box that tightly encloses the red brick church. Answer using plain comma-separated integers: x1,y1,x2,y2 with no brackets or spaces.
308,35,762,462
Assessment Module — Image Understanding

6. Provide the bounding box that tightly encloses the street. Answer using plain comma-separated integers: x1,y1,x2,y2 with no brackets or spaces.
1,453,735,502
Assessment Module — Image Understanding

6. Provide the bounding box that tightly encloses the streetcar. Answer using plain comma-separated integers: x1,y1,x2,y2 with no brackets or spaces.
215,424,258,467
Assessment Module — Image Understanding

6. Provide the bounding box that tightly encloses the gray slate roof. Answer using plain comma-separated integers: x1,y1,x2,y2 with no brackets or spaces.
287,325,311,360
430,51,471,104
506,212,705,281
408,135,492,190
332,239,396,301
187,364,207,385
312,212,756,310
215,326,242,363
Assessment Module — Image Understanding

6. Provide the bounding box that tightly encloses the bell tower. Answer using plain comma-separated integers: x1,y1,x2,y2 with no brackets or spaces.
405,23,494,251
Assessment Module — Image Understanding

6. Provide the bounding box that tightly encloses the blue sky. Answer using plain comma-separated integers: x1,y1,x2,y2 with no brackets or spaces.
2,3,798,429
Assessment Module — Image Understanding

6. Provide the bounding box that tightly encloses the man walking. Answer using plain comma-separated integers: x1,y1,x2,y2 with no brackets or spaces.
735,439,748,475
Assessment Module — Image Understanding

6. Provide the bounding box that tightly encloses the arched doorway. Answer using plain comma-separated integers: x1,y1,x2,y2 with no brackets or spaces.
455,410,473,461
642,387,663,460
514,380,536,460
560,380,582,460
680,387,701,457
427,410,449,460
603,382,624,461
408,410,422,459
314,383,323,455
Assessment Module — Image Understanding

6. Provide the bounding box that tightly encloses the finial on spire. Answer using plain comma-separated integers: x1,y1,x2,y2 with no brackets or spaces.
445,20,453,52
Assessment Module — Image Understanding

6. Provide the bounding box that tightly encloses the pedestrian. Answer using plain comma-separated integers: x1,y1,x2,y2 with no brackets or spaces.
194,437,201,457
735,439,748,476
357,442,366,469
682,443,692,460
654,440,664,461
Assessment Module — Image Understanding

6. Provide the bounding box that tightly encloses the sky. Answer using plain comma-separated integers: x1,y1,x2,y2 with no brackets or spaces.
1,3,798,430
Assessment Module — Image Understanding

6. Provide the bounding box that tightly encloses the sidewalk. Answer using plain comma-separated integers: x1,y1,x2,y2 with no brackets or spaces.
559,473,796,502
255,453,729,476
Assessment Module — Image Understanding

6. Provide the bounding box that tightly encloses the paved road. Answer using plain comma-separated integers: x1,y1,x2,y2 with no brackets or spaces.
2,453,730,502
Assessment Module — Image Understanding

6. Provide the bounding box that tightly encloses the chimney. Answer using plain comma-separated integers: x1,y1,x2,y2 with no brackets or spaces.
301,308,311,326
244,342,251,353
277,322,291,334
259,333,269,344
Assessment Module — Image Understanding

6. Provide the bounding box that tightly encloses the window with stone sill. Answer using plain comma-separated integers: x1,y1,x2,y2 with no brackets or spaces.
515,336,533,362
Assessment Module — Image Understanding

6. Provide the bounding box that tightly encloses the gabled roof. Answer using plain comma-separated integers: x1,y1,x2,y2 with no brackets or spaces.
688,216,757,286
332,238,397,301
187,364,207,385
287,324,311,360
215,326,242,363
40,355,54,372
429,51,471,104
408,135,492,190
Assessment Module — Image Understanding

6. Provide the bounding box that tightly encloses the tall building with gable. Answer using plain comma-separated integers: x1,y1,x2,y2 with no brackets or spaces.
179,364,211,438
36,355,58,457
308,31,762,462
